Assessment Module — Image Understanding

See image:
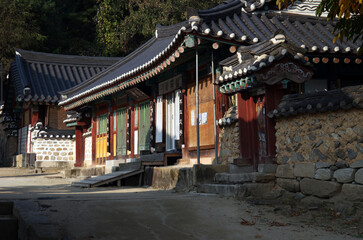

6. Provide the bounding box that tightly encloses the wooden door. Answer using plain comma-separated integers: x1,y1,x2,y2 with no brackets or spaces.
187,76,215,149
166,90,181,151
138,101,150,152
166,92,175,150
96,114,108,164
116,107,127,156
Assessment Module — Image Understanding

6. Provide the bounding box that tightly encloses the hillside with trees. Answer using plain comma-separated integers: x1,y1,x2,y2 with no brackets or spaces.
0,0,221,72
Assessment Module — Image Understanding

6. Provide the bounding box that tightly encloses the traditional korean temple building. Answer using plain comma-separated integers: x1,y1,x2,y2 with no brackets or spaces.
1,49,120,167
60,0,362,171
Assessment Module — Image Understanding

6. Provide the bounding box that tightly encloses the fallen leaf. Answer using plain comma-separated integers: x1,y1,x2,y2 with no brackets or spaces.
240,218,255,226
270,221,290,227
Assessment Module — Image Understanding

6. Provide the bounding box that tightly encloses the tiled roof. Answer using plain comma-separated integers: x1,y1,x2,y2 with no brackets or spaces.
60,0,361,110
11,49,121,104
34,128,76,139
268,84,363,118
63,111,79,124
218,33,312,84
59,22,188,108
218,105,238,126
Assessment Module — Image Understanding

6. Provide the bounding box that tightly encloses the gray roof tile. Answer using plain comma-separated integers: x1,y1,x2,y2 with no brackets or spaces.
11,49,121,104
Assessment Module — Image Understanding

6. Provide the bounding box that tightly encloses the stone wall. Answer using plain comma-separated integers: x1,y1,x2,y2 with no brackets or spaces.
219,121,240,164
275,108,363,201
84,135,93,167
275,109,363,165
32,137,75,168
276,161,363,201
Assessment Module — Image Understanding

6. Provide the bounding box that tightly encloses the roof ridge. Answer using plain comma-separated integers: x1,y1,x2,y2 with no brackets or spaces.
15,48,122,65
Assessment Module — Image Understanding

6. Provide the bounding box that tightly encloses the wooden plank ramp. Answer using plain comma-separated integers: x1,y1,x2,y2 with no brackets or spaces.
72,162,143,188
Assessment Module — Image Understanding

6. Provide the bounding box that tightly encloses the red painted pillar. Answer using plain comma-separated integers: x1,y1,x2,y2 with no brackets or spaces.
91,117,97,165
237,92,259,169
109,111,114,160
75,126,84,167
264,84,285,163
237,91,252,165
31,110,39,127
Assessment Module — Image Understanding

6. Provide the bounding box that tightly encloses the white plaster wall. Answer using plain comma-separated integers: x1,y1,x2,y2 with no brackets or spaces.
33,138,75,163
84,135,93,167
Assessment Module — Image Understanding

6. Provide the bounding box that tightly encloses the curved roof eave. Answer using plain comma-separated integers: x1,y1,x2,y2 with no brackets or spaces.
60,0,362,110
59,21,190,108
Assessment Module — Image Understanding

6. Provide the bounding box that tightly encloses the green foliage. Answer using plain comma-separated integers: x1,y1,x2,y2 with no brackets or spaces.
31,0,99,55
0,0,100,73
277,0,363,54
95,0,221,56
0,0,44,71
316,0,362,54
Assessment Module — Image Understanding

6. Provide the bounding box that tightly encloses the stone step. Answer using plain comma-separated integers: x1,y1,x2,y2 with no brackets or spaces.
198,182,283,199
176,159,190,165
197,183,242,197
215,172,275,184
229,165,254,173
0,216,18,240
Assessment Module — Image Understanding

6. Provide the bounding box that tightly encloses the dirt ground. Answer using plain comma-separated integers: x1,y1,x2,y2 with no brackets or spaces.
0,168,362,240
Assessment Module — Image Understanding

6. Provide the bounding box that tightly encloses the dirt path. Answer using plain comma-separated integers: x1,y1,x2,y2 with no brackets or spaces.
0,168,361,240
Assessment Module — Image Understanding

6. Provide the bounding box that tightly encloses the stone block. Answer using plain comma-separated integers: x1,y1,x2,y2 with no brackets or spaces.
355,168,363,184
152,166,183,190
215,172,275,184
258,164,278,173
294,163,315,178
333,168,356,183
174,168,193,192
28,223,61,240
300,178,341,198
350,159,363,168
341,184,363,201
315,169,333,180
35,160,73,169
276,178,300,192
244,182,283,199
193,164,229,185
229,165,253,173
275,164,294,179
315,161,331,169
197,183,243,197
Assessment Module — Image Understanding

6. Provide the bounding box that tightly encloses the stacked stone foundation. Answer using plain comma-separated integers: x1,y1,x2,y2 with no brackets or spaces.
274,108,363,202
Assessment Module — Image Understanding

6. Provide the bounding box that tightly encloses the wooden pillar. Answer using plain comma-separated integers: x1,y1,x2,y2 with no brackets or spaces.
91,116,97,165
109,111,114,160
248,96,258,170
237,91,252,164
237,92,258,169
130,105,135,158
182,89,188,159
31,110,39,127
75,126,85,167
264,84,285,163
